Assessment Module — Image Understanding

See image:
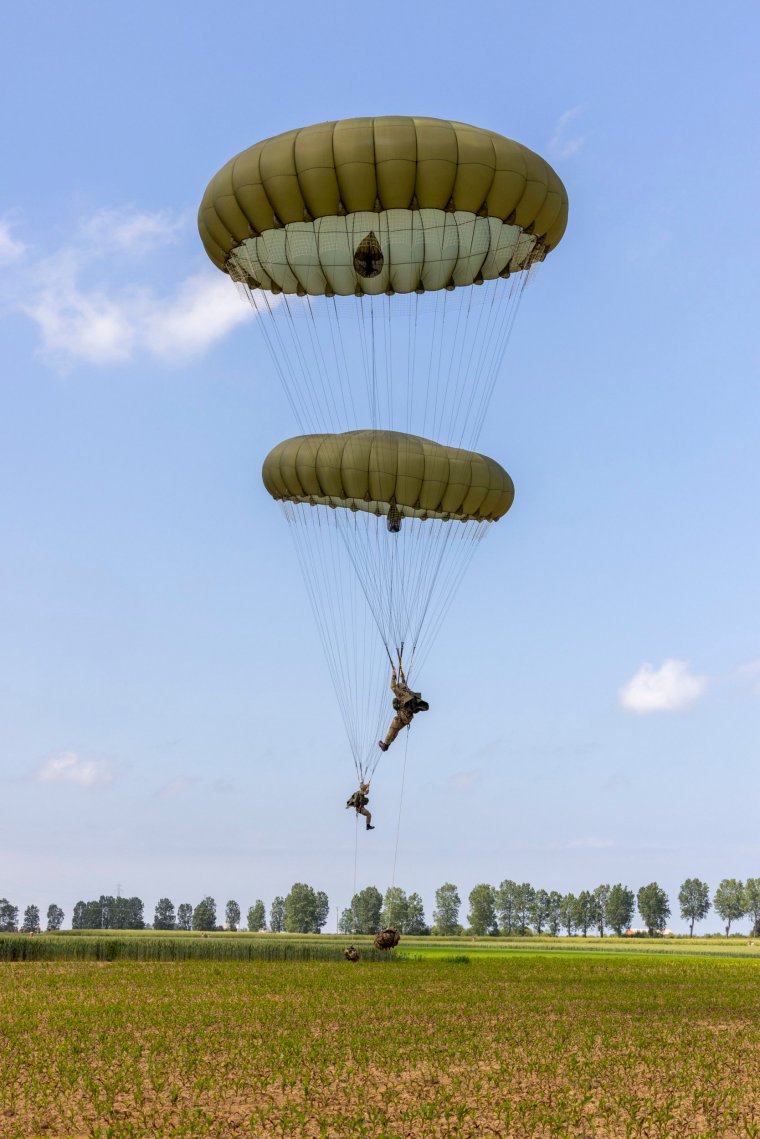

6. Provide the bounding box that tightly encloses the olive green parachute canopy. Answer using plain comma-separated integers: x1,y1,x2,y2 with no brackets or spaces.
262,430,514,523
374,928,401,951
199,116,568,297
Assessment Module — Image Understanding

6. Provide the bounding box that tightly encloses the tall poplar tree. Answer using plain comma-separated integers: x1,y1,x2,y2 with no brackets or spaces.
677,879,710,937
432,883,461,935
637,883,670,936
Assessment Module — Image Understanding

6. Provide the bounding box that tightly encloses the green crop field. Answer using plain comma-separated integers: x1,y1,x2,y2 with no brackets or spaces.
2,942,760,1138
3,930,760,962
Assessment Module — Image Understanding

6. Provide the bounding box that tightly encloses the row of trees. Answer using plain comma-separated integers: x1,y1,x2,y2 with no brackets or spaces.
339,887,428,934
3,877,758,936
151,887,330,934
41,886,326,935
72,896,146,930
0,901,64,934
439,878,760,938
334,878,757,938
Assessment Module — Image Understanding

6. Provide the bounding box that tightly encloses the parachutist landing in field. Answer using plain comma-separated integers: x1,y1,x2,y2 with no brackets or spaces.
378,667,429,752
346,782,374,830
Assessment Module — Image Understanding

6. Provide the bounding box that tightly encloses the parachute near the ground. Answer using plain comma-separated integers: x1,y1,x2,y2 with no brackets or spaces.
374,928,401,951
199,117,567,780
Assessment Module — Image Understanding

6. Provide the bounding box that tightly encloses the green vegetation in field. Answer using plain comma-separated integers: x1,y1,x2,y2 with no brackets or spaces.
0,933,393,963
2,953,759,1137
3,930,760,964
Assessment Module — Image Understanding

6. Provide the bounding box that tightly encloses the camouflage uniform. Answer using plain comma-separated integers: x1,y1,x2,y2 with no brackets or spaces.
379,670,429,751
346,783,373,829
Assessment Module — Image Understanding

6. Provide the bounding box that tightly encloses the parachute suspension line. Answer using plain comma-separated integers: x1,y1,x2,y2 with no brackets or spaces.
409,523,490,678
431,210,480,445
432,284,468,445
448,282,496,447
403,524,453,664
276,296,325,433
246,271,532,449
282,295,340,435
391,727,410,891
431,291,449,440
246,291,306,433
313,297,348,431
470,274,530,445
385,498,397,651
379,296,388,429
279,501,499,784
357,523,385,780
370,299,380,430
311,510,386,767
421,289,442,441
330,296,358,427
467,277,528,450
406,292,418,435
355,297,373,431
400,509,469,655
337,512,394,660
283,504,388,778
353,806,359,900
402,522,467,677
303,295,345,432
258,284,523,767
285,506,359,778
329,508,493,691
440,280,513,452
347,514,416,658
477,275,530,442
461,277,525,450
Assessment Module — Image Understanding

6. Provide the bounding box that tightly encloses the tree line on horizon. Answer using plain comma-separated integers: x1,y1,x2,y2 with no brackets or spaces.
2,877,759,937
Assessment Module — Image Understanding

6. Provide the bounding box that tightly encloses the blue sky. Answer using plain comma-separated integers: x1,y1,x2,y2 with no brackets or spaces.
1,1,758,934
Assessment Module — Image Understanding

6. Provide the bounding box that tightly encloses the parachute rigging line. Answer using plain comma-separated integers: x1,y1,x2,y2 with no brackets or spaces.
280,495,493,780
391,727,410,891
239,278,527,453
353,806,359,901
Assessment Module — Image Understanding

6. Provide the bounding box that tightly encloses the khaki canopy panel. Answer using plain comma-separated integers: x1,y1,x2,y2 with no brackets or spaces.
199,117,568,296
262,430,514,523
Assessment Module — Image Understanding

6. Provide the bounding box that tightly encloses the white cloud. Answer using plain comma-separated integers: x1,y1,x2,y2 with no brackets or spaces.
142,272,251,361
9,206,251,369
549,106,585,161
619,659,708,713
0,219,25,263
78,207,185,256
25,283,136,365
36,750,116,788
24,269,249,369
